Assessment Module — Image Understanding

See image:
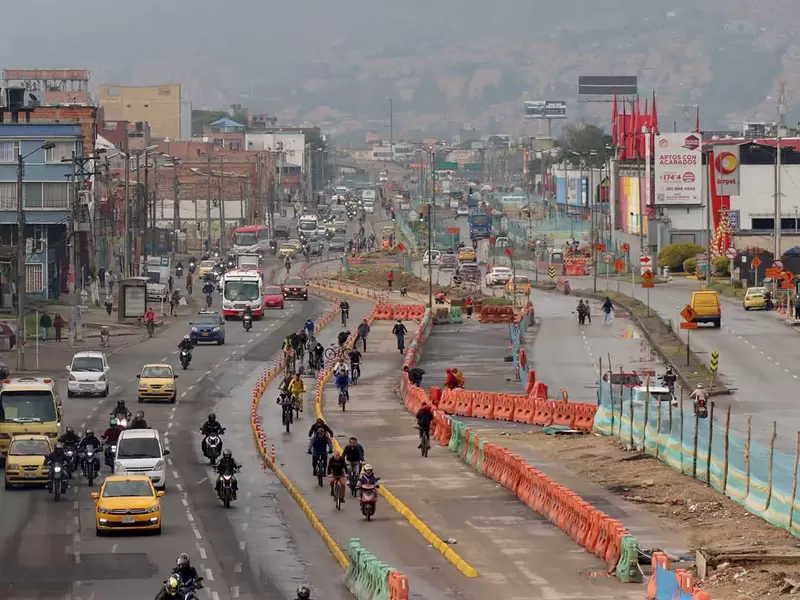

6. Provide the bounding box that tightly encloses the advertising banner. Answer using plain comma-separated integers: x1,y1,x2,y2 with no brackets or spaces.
523,101,567,119
654,133,702,205
713,144,741,196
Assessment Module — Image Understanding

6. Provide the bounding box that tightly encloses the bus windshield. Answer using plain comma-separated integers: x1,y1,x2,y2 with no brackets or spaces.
233,232,257,246
469,215,491,227
0,391,58,423
224,281,261,301
299,219,317,232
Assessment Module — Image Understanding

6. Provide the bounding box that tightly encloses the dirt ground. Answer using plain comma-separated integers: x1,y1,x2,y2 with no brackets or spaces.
342,268,497,303
478,430,800,599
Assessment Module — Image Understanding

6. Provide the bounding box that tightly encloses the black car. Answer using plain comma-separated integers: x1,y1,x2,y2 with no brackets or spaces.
307,239,324,256
274,225,291,239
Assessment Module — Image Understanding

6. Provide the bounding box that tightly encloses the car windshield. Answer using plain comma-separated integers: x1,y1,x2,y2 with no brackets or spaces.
102,479,155,498
71,356,104,372
141,366,173,379
285,278,304,286
194,315,219,326
650,391,674,403
264,286,282,295
0,391,57,423
9,439,51,456
224,281,260,301
200,261,215,268
748,288,766,295
117,437,161,460
233,232,257,246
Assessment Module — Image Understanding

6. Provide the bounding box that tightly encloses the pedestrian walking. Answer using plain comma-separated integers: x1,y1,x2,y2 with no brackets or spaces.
169,290,179,316
602,297,614,325
465,296,474,318
168,275,174,293
794,294,800,320
108,274,115,295
105,294,113,316
39,312,52,341
98,266,106,290
53,313,65,342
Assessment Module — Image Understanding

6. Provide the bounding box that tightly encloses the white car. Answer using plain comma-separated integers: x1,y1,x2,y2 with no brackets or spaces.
422,250,441,266
633,384,675,404
67,351,110,397
485,267,513,287
114,429,169,491
316,226,328,236
456,206,469,217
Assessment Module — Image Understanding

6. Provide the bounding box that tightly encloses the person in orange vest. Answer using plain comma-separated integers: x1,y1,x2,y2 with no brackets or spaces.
444,368,465,390
464,296,474,318
382,239,389,249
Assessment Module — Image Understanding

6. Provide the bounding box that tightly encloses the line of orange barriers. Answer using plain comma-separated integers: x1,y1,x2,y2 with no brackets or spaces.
373,303,426,321
647,552,711,599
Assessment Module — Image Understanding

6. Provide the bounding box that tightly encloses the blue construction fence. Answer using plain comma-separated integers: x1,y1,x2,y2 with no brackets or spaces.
594,382,800,537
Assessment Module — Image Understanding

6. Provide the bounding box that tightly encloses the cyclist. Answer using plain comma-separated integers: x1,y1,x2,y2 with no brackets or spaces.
304,318,315,336
391,320,408,354
327,450,348,502
347,346,362,382
284,255,292,273
334,367,351,406
416,401,434,449
336,330,350,349
308,427,333,473
339,300,350,326
288,373,307,412
311,341,325,371
343,436,365,478
144,306,157,335
202,279,215,307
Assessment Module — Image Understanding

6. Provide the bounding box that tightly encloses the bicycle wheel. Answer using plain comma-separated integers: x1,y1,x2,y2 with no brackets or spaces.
324,347,337,360
334,483,342,510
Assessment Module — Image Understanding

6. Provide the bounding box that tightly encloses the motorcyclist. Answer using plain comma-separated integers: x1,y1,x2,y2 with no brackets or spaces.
357,464,380,488
288,373,307,412
215,449,241,499
102,418,124,445
202,279,215,298
111,399,130,421
130,410,148,429
201,413,224,457
416,401,434,448
327,450,348,501
690,383,708,415
178,335,193,352
242,305,253,326
284,255,292,271
662,367,677,392
45,442,70,483
172,552,201,589
296,584,312,600
308,427,333,472
403,365,425,387
347,347,362,380
79,428,102,452
155,575,183,600
58,425,80,447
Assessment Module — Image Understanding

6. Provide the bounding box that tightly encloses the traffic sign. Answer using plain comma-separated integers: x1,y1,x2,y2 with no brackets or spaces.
680,322,698,330
395,242,406,251
547,246,554,255
751,256,762,269
447,227,460,234
641,282,655,288
640,255,653,275
621,243,630,253
603,253,614,264
784,270,795,283
725,248,737,260
595,243,606,252
773,260,784,270
680,304,697,323
642,270,654,283
710,350,719,373
766,268,782,279
614,258,625,273
504,248,513,257
548,266,556,279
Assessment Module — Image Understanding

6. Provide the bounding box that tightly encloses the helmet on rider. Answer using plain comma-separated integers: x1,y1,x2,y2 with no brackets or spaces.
208,413,217,422
183,334,190,341
176,552,190,568
109,418,118,427
54,442,62,450
363,464,373,475
222,449,232,458
696,383,704,389
166,575,181,594
116,399,125,408
66,425,74,434
316,428,326,437
135,411,144,420
85,428,94,436
296,584,311,599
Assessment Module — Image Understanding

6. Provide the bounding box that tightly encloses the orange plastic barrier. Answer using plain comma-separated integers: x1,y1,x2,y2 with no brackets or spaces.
471,392,495,419
530,381,548,401
437,388,458,413
525,370,536,394
428,386,442,406
532,399,554,426
389,571,410,600
393,304,410,320
551,402,576,428
479,305,516,323
374,303,394,319
573,404,597,432
407,304,426,320
453,390,475,417
493,394,515,421
512,396,535,424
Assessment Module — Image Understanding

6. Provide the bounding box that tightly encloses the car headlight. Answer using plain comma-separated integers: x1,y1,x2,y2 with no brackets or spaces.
154,459,165,470
114,461,125,472
98,374,106,382
145,505,160,513
139,386,148,391
97,506,113,514
6,463,19,471
212,327,220,332
223,302,233,309
69,374,76,382
191,327,198,333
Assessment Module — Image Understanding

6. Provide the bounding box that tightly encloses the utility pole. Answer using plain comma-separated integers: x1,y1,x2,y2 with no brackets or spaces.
388,97,393,148
135,154,141,275
171,164,180,264
206,149,212,253
15,151,25,370
218,156,226,253
123,153,130,276
277,142,284,219
775,138,783,260
704,145,712,285
429,149,435,309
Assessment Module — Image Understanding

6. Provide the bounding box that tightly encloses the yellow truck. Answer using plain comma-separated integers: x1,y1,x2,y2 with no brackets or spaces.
0,376,61,459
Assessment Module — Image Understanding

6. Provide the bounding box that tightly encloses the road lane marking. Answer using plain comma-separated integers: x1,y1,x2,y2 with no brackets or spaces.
198,546,207,559
205,569,214,581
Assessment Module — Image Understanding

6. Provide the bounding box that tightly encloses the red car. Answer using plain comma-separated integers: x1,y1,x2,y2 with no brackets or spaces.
263,285,285,309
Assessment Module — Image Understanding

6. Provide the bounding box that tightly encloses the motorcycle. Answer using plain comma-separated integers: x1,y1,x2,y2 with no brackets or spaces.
188,261,197,275
48,461,68,501
105,444,117,472
169,577,203,600
243,313,252,332
180,349,192,370
359,481,379,520
175,265,184,277
201,429,225,465
216,469,238,508
82,445,99,487
64,444,79,476
695,398,709,419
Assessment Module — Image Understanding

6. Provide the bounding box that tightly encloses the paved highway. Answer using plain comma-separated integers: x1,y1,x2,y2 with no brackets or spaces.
0,259,344,600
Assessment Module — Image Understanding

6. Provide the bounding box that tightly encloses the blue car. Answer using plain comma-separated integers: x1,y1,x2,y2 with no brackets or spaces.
190,310,226,345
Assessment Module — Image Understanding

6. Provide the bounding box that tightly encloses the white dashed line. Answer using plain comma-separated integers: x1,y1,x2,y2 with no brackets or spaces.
198,546,207,560
172,470,180,479
181,498,189,507
176,483,183,492
231,585,240,598
205,569,214,582
239,540,246,551
193,528,202,540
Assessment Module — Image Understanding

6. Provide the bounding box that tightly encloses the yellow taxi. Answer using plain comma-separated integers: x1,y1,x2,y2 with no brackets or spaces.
4,434,52,488
505,275,532,295
136,364,178,403
278,243,297,258
92,475,164,535
197,260,216,278
743,287,768,310
288,238,303,251
458,247,477,262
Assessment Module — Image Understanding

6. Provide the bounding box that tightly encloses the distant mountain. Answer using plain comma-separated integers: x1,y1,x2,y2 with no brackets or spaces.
5,1,800,139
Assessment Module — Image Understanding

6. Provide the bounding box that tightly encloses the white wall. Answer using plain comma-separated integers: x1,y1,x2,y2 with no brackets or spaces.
662,204,706,231
719,164,800,229
245,132,306,168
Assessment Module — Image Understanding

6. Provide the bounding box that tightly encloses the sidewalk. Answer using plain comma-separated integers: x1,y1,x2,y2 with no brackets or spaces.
323,321,645,600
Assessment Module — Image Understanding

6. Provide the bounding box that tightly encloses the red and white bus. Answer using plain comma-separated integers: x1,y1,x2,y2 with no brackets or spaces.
221,269,264,318
231,225,270,254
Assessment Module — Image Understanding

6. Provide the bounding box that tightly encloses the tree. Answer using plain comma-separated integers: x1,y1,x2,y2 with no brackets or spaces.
191,110,230,137
556,123,613,168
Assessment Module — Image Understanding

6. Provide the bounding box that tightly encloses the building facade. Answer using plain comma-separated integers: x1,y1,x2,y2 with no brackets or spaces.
98,84,182,140
0,123,83,301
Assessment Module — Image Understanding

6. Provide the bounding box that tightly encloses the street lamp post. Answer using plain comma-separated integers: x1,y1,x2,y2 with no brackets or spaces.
428,150,436,310
16,141,55,370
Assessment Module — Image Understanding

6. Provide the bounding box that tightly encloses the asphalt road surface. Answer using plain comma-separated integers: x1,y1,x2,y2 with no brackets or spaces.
0,258,345,600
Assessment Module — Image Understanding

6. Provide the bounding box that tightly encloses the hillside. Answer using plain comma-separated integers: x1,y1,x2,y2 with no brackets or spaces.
4,0,799,137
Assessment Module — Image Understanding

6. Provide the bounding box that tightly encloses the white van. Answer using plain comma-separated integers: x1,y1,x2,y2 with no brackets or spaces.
363,201,375,214
114,429,169,490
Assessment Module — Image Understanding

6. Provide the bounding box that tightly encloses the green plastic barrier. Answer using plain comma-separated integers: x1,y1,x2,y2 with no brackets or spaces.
448,418,467,454
448,306,463,323
475,437,486,472
344,538,397,600
464,430,478,465
615,535,644,583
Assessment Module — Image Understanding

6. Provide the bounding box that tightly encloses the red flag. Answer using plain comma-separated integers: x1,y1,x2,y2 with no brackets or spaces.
695,106,700,133
620,102,627,158
611,90,618,148
634,97,641,158
652,91,660,135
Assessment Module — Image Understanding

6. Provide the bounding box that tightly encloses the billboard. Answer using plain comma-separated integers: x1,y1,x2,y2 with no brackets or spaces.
654,133,703,205
523,101,567,119
713,145,741,196
578,76,637,98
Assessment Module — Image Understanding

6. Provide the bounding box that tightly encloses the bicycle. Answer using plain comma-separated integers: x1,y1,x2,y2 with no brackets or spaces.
353,335,365,352
325,346,345,360
417,426,431,458
338,385,349,411
281,400,294,433
283,350,296,377
333,477,344,510
396,335,405,354
350,363,360,385
312,452,328,487
341,309,349,327
348,461,362,497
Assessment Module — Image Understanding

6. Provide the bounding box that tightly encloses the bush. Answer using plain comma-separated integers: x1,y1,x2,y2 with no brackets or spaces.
658,243,706,271
712,255,730,276
683,257,697,274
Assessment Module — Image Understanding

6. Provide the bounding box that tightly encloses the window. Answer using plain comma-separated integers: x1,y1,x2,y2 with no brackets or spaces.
25,263,44,293
22,183,43,209
0,141,19,163
45,142,74,164
0,183,15,210
41,183,70,209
